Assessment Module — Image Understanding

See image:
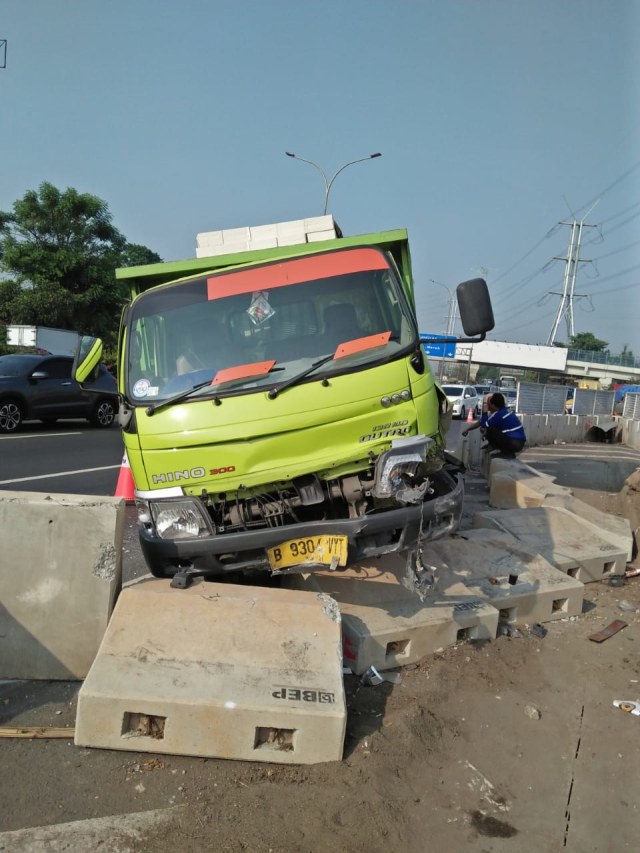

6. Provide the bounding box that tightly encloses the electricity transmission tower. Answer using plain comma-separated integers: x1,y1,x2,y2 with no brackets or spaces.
546,213,596,346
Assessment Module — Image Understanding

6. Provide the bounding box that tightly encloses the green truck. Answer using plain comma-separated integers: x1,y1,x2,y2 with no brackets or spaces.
75,218,494,584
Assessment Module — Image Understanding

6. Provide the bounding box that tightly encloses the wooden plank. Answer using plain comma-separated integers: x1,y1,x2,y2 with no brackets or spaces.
588,620,628,643
0,726,75,738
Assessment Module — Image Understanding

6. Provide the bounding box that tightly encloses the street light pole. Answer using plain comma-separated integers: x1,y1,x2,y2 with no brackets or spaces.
429,279,457,379
285,151,381,215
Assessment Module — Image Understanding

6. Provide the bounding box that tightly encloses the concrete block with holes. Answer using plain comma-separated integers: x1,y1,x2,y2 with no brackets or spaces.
472,506,627,582
75,578,346,765
284,555,499,674
424,529,584,624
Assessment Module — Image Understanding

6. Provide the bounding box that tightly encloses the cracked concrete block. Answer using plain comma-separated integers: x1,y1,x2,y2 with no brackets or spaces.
425,533,584,624
0,491,124,679
285,555,499,674
75,579,346,765
472,506,627,582
543,495,633,561
488,458,571,509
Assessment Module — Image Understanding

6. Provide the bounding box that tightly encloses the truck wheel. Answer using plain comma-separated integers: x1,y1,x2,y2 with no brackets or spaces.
0,399,23,433
91,398,116,428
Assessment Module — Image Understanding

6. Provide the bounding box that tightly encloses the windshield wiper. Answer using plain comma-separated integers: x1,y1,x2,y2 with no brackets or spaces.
267,353,335,399
145,379,215,415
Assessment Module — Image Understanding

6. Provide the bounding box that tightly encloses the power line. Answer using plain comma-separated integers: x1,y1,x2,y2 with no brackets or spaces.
590,237,640,262
573,159,640,217
586,208,640,245
492,162,640,292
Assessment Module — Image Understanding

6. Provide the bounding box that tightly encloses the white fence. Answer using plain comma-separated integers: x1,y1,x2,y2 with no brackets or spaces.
622,392,640,421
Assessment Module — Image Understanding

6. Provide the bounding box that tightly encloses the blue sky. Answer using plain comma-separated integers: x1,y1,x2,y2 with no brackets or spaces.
2,1,638,352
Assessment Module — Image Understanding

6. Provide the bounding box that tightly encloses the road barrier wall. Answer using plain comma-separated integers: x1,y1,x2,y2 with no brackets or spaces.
618,415,640,452
0,492,124,679
458,413,636,470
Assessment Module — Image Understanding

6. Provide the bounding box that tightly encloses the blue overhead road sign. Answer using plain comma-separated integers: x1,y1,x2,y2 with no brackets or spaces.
420,333,456,359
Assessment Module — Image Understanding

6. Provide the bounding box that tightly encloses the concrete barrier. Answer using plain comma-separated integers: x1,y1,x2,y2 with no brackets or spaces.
618,416,640,452
0,491,124,679
285,555,499,674
75,578,346,765
459,412,632,471
473,506,627,582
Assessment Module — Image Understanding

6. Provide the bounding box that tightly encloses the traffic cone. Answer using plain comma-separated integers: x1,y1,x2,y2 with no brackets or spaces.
114,451,135,503
466,407,475,423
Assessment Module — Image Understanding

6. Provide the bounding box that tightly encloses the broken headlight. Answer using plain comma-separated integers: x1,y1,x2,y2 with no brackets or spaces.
373,435,432,503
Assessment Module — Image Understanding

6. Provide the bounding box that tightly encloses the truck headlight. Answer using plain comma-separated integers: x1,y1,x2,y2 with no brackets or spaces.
373,435,432,501
144,498,213,540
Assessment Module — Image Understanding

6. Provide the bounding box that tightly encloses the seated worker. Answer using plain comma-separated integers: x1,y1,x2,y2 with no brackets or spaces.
176,319,226,375
462,392,526,458
176,347,206,375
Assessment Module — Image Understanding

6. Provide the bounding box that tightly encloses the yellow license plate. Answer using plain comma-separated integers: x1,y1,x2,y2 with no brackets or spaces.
267,535,348,571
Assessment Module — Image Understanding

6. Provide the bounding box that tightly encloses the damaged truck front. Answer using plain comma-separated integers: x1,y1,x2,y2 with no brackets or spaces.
75,223,494,583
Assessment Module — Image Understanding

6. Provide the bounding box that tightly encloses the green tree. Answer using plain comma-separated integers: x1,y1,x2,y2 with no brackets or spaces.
620,343,634,363
120,242,162,268
568,332,608,352
0,182,161,347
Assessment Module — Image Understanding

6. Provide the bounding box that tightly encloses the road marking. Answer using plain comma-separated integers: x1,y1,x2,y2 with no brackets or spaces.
0,465,120,486
0,431,83,440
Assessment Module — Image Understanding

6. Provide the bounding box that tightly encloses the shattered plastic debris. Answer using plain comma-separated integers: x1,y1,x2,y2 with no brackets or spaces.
613,699,640,716
617,600,638,613
361,665,402,686
361,666,384,686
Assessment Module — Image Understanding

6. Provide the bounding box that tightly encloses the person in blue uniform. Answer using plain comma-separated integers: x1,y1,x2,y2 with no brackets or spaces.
462,392,526,458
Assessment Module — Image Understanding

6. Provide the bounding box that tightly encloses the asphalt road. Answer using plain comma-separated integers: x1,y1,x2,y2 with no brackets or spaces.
0,420,124,496
0,421,151,580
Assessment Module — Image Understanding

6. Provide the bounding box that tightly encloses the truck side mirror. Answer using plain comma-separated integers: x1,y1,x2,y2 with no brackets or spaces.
456,278,495,337
73,335,103,383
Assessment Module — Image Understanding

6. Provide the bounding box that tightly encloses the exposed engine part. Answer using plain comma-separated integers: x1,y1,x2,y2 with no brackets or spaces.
209,468,376,534
207,452,447,536
292,474,324,505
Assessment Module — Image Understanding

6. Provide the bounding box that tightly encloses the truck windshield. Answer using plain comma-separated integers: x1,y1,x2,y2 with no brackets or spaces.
125,246,417,403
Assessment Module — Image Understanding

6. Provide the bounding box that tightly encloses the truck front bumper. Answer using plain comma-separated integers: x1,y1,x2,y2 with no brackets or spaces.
139,470,464,578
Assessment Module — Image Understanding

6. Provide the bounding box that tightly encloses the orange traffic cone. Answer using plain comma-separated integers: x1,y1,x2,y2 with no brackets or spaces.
466,407,475,423
114,451,135,503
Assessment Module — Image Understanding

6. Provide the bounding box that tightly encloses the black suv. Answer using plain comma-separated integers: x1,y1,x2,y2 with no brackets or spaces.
0,354,118,433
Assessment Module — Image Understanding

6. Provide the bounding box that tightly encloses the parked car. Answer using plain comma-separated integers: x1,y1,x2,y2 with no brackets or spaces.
503,388,518,412
474,383,500,415
440,384,481,420
0,353,117,433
